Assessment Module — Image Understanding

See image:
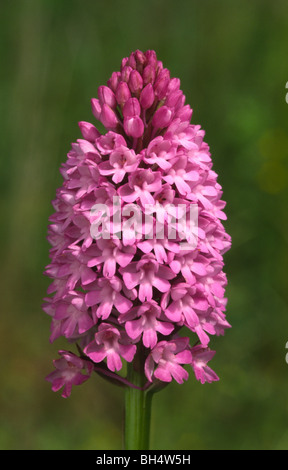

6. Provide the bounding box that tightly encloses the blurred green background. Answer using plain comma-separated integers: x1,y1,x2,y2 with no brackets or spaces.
1,0,288,450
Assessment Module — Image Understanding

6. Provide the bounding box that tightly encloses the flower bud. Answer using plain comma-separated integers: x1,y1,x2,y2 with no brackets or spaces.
128,54,136,69
78,121,101,142
152,106,173,128
107,71,120,92
121,65,133,83
143,64,156,85
167,77,181,94
135,50,146,72
100,104,118,129
91,98,101,120
121,57,129,70
123,97,141,118
124,116,144,138
145,50,157,68
128,70,143,94
165,90,184,108
154,68,170,100
139,83,155,109
176,104,193,122
98,85,117,109
115,81,131,107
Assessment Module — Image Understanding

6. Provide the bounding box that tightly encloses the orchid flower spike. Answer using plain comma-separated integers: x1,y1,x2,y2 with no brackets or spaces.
43,49,231,402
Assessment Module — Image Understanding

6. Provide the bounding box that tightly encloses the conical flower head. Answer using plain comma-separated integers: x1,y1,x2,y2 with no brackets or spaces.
43,49,231,397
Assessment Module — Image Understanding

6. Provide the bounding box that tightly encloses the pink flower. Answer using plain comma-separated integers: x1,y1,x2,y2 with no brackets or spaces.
87,238,136,278
49,189,78,230
145,338,192,384
120,253,176,302
43,49,231,395
66,213,95,251
96,131,126,155
64,139,101,172
118,169,162,206
143,136,177,170
45,244,99,291
190,345,219,384
169,250,209,284
85,276,133,321
98,145,139,183
137,236,179,264
53,291,94,339
66,160,100,200
46,351,93,398
163,154,199,196
84,323,136,372
119,300,174,348
161,282,213,346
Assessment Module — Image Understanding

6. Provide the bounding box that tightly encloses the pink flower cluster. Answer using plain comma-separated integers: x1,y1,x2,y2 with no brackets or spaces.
44,50,231,397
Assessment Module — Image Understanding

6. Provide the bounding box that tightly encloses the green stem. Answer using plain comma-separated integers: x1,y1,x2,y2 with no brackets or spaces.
124,359,153,450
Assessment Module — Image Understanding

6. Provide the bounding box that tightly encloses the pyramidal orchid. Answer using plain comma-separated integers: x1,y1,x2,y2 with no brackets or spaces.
43,49,231,450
